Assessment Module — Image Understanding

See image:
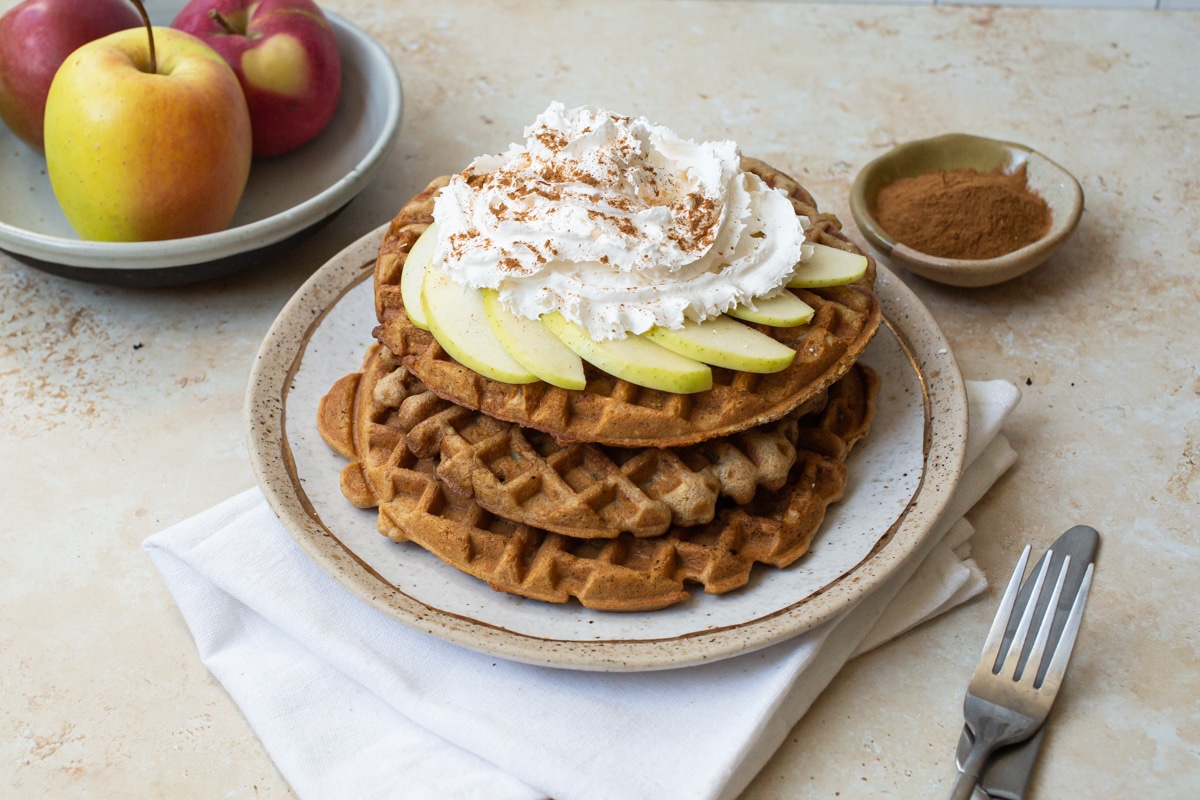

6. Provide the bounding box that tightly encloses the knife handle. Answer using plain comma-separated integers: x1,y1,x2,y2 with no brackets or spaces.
958,724,1047,800
971,784,993,800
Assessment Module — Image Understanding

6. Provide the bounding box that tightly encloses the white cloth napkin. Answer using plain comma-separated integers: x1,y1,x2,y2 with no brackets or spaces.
144,379,1019,800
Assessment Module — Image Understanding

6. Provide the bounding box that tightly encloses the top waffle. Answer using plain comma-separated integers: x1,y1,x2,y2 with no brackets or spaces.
372,157,882,449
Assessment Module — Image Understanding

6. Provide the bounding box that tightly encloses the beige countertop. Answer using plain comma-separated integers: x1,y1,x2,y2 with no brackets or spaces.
2,1,1197,797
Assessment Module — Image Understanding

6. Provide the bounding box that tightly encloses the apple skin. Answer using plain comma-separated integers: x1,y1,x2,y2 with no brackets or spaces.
643,317,796,374
400,223,436,329
0,0,143,150
726,290,814,327
44,26,253,242
788,243,868,288
172,0,341,158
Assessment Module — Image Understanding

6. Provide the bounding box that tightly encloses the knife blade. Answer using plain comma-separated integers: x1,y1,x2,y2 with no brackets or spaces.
955,524,1100,800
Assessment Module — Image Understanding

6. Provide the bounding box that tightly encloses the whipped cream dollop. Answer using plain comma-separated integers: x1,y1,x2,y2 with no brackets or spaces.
431,102,809,340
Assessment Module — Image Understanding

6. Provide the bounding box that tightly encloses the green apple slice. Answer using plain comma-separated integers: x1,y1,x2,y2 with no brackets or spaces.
421,265,538,384
726,290,815,327
788,243,869,288
541,312,713,394
644,316,796,373
400,223,439,330
482,290,587,390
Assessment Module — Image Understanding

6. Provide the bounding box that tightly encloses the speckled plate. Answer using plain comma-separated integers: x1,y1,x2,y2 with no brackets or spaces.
245,225,967,671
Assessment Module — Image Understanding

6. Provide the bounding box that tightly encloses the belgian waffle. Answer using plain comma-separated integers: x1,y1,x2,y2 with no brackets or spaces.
426,404,823,539
371,158,882,449
317,345,881,612
326,344,828,538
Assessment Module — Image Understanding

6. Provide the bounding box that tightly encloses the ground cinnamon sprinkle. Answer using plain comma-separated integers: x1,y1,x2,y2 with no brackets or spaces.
871,164,1052,260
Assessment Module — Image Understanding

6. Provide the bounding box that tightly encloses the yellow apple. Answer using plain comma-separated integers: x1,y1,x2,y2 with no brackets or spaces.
644,316,796,373
541,312,713,394
44,25,252,242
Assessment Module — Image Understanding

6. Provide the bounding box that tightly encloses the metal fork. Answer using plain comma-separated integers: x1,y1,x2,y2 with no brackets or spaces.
947,545,1094,800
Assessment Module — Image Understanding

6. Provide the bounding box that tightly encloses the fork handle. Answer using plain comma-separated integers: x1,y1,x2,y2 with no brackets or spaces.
948,737,994,800
948,770,989,800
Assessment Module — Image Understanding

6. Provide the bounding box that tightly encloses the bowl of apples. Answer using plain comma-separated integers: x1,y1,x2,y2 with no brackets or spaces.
0,0,401,286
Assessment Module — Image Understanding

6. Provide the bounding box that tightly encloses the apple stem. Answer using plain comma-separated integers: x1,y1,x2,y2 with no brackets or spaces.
209,10,238,35
127,0,156,74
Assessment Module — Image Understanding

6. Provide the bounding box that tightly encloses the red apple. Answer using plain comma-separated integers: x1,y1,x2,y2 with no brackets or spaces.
0,0,143,149
171,0,341,158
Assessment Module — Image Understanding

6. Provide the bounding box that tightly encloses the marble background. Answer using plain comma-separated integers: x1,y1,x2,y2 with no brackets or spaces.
1,1,1197,797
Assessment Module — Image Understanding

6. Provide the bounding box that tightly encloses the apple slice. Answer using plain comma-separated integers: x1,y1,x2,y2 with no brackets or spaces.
541,313,712,394
482,290,586,391
400,223,438,330
726,290,814,327
644,316,796,373
788,243,868,288
421,265,538,385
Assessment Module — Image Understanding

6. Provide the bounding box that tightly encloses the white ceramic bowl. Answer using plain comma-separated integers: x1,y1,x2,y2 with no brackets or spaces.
0,6,402,287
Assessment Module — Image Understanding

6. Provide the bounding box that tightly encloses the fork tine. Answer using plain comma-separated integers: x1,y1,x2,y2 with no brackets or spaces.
983,545,1031,671
998,548,1051,677
1038,562,1094,690
1018,555,1071,682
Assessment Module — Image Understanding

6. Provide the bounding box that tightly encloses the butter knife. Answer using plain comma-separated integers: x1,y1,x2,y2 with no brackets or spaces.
955,525,1100,800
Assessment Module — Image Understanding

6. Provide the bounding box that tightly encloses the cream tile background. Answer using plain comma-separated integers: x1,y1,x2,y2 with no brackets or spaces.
1,1,1198,798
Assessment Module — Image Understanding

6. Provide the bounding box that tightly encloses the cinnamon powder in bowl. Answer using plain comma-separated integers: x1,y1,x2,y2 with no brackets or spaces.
850,134,1083,288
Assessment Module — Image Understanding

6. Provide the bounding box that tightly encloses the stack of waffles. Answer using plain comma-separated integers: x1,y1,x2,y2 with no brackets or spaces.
316,158,883,611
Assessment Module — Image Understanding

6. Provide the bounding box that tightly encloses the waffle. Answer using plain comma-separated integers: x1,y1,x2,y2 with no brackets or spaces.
329,344,828,538
372,157,882,449
318,344,881,612
427,405,824,539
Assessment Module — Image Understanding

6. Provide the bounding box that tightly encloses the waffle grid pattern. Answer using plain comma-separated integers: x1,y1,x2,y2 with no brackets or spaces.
317,345,881,611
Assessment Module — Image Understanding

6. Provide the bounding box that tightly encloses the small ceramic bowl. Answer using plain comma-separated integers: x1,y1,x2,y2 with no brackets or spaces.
0,8,402,287
850,133,1083,288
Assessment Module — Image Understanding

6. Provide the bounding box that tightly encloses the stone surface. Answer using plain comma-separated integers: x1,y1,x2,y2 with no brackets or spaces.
1,1,1197,797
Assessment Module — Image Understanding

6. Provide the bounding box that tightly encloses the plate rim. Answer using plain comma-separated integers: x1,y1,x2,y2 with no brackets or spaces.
0,10,402,272
245,224,968,671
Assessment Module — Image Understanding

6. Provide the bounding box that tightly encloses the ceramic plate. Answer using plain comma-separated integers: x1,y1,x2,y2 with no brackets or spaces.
0,3,401,287
246,226,967,671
